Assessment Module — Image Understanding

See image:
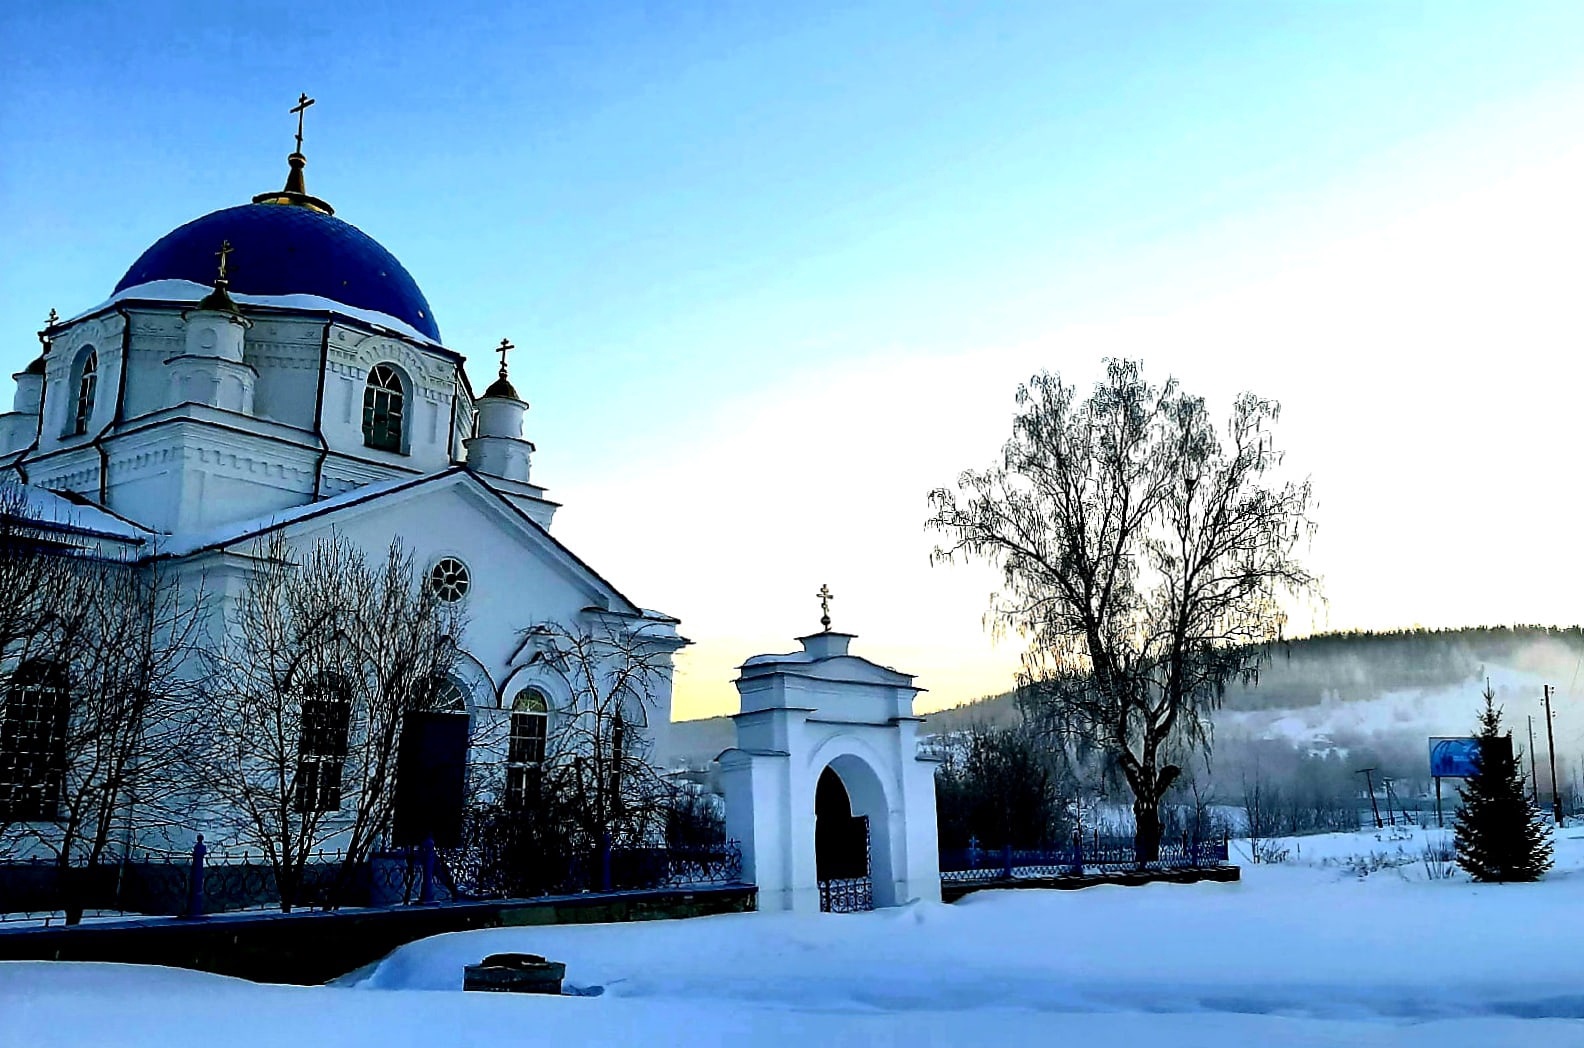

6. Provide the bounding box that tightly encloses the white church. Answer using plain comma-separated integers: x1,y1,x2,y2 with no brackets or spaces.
0,110,940,913
0,119,687,843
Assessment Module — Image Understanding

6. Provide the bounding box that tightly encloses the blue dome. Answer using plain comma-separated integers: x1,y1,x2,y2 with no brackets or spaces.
114,203,440,341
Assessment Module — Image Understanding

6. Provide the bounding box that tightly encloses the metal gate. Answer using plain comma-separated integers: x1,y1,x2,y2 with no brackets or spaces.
818,815,873,913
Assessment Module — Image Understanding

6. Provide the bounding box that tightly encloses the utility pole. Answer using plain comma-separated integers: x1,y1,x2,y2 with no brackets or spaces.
1544,684,1563,825
1528,715,1540,804
1356,767,1383,829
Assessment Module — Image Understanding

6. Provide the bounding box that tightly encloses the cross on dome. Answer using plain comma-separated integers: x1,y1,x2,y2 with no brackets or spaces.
483,338,523,401
291,93,315,155
252,92,334,215
817,583,835,632
194,239,242,314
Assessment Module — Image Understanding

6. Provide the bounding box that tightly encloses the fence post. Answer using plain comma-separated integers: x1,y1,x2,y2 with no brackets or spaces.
968,835,980,870
183,834,207,919
600,832,613,892
419,836,437,905
1072,830,1083,875
1001,843,1013,880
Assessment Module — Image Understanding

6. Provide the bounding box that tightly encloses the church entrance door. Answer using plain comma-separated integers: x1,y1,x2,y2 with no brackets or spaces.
814,765,873,912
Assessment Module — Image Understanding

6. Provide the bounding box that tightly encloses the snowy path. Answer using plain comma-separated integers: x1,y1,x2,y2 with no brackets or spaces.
4,827,1584,1046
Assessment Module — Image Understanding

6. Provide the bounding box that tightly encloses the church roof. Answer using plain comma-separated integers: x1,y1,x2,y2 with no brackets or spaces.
113,202,440,341
483,375,520,399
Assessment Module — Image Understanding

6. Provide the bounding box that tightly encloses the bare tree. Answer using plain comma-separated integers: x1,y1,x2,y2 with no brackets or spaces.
0,483,210,919
450,617,676,897
531,618,674,853
203,531,460,910
46,555,208,921
928,360,1316,861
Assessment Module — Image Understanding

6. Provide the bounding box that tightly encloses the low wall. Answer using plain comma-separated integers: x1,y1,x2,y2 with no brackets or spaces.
941,865,1240,902
0,884,756,985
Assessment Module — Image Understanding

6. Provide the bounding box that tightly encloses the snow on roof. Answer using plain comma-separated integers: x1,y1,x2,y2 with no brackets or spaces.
71,279,446,349
8,486,152,543
157,472,446,558
742,651,815,667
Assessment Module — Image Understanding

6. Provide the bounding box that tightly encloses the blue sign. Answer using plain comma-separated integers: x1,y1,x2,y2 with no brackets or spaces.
1430,737,1482,778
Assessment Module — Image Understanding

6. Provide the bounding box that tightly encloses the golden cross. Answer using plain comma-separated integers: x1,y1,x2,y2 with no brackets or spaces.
291,93,316,154
817,583,834,632
216,240,233,281
496,338,514,378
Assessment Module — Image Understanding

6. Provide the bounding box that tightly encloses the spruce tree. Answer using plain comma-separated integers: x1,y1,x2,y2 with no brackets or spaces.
1453,682,1553,882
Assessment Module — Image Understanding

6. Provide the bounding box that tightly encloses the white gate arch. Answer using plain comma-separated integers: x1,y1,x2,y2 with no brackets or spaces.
718,631,941,913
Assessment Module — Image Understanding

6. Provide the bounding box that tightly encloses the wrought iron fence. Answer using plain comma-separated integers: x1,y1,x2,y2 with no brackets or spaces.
818,876,873,913
939,830,1230,883
1,835,745,924
438,835,743,900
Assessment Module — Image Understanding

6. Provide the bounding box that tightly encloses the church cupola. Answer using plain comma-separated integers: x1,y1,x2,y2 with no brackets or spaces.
166,241,257,414
465,338,534,484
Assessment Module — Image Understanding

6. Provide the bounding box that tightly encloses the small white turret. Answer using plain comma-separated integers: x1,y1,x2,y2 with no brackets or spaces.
166,241,256,414
465,338,533,484
0,313,53,454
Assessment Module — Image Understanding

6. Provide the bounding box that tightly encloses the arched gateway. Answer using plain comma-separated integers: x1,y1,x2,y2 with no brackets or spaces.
718,630,941,913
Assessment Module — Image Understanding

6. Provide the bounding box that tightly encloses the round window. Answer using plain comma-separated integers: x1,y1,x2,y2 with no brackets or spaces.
428,557,471,602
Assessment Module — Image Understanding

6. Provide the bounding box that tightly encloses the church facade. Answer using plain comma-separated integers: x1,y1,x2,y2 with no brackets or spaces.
0,132,685,858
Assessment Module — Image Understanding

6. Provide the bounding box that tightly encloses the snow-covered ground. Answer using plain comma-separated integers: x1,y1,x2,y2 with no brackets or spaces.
5,827,1584,1046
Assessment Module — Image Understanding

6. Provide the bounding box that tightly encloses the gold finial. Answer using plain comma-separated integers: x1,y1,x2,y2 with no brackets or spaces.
253,93,334,215
496,338,514,381
291,93,316,155
817,583,834,632
195,240,241,314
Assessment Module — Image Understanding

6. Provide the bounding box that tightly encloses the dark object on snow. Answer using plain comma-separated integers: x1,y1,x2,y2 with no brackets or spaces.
463,953,566,994
1453,683,1554,882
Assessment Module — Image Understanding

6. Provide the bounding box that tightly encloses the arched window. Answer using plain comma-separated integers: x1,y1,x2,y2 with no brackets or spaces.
73,350,98,436
505,688,549,810
362,363,405,453
434,677,469,713
295,673,352,813
0,660,69,821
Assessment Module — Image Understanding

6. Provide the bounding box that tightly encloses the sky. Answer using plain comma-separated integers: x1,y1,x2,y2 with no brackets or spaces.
4,2,1584,719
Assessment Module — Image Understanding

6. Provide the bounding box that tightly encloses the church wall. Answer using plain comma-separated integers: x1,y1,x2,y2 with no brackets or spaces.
268,483,671,721
245,317,326,431
320,326,461,475
119,309,184,421
33,312,127,459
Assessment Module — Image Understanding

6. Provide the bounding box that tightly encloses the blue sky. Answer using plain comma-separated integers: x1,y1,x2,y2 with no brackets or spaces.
6,3,1584,714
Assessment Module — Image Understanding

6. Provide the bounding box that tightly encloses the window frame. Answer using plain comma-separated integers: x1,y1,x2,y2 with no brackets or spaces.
0,660,70,823
72,349,98,436
427,557,471,603
505,688,550,810
294,673,353,814
361,362,407,454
